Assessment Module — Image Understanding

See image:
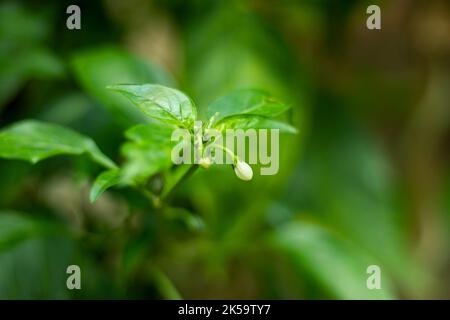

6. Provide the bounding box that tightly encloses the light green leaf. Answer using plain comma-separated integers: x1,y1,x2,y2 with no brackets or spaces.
108,84,196,128
71,47,174,127
120,122,176,185
270,221,396,299
120,143,172,185
89,169,122,203
0,120,116,169
206,89,290,123
218,115,297,134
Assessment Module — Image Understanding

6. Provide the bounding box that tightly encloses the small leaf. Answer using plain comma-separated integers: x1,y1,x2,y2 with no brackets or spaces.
206,89,290,123
90,169,121,203
218,115,297,134
0,120,116,169
108,84,196,128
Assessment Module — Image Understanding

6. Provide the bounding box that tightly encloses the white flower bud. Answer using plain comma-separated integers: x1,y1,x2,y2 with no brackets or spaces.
234,160,253,181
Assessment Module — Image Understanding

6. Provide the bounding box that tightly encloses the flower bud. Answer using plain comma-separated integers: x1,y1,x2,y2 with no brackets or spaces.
234,160,253,181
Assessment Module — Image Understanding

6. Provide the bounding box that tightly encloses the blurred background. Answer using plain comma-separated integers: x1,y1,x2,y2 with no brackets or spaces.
0,0,449,299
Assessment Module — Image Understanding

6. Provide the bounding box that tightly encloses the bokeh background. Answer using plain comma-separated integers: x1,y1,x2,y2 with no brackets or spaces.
0,0,449,299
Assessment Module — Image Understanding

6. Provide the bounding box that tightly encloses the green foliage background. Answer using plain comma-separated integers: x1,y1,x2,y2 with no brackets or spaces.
0,0,449,299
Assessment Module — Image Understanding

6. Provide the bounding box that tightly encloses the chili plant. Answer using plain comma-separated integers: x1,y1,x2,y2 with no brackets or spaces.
0,84,296,209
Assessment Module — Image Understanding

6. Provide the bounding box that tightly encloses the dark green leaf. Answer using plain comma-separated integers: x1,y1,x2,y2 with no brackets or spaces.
0,120,116,169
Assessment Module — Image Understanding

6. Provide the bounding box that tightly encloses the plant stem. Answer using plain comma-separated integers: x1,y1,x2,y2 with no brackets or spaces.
162,164,199,200
208,143,237,163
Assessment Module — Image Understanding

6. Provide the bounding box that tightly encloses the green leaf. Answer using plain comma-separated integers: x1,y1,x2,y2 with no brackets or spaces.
0,120,116,169
108,84,196,128
71,47,174,127
206,89,290,123
90,169,122,203
270,221,396,299
120,143,172,185
218,115,297,134
120,122,176,185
